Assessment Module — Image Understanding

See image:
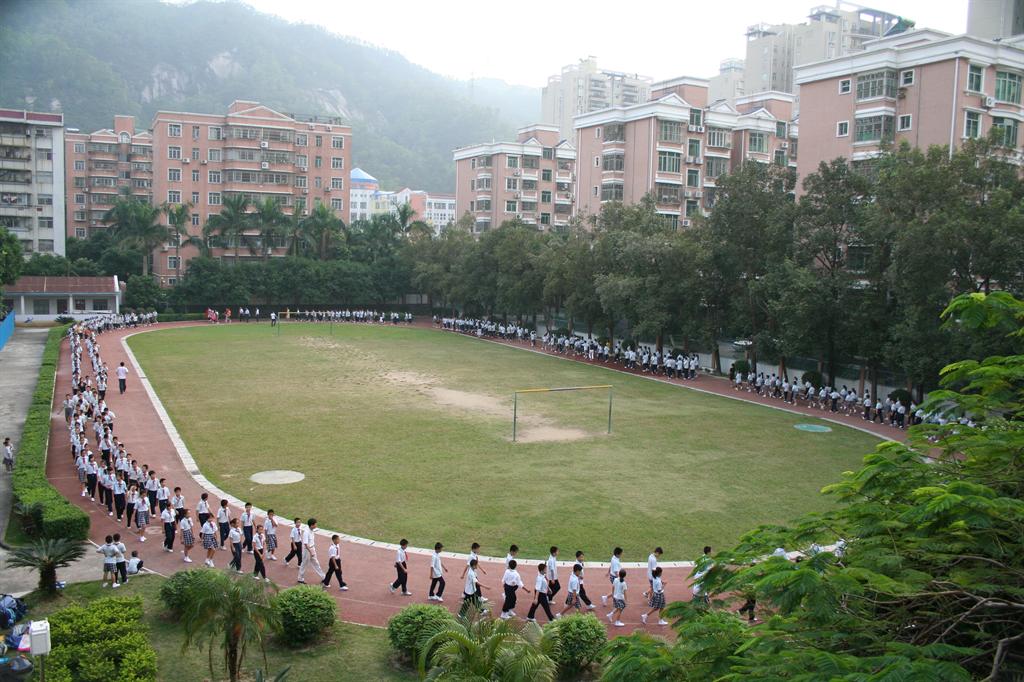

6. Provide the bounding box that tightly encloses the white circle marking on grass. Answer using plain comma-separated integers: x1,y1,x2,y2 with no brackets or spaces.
250,469,306,485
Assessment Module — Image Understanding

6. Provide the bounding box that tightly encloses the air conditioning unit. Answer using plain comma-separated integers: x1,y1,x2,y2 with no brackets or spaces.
260,162,270,170
182,158,190,164
84,187,90,192
984,96,997,108
302,189,308,194
513,170,521,176
694,191,703,198
515,192,521,198
780,142,789,150
688,125,698,132
260,141,269,149
698,126,705,133
682,219,692,227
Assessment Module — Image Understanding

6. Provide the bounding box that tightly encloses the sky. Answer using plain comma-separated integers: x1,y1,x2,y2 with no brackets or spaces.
236,0,970,87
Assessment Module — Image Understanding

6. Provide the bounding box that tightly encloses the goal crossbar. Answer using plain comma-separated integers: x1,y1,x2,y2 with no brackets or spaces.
512,385,613,442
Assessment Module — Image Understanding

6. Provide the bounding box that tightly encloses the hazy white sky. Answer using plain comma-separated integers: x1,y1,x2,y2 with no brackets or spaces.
237,0,969,86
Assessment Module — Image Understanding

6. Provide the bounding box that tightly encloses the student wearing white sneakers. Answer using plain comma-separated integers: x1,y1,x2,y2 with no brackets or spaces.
252,525,268,581
606,569,628,627
322,534,346,590
527,563,555,623
601,547,623,607
460,558,488,615
179,510,195,563
461,542,488,602
201,517,218,567
640,566,669,626
500,559,529,619
559,564,585,617
428,542,447,601
160,505,176,553
298,518,325,583
546,546,561,602
389,539,411,595
97,535,120,588
644,547,662,598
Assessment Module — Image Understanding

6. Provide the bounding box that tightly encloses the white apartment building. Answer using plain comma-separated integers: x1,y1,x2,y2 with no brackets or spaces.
542,57,652,140
0,108,66,256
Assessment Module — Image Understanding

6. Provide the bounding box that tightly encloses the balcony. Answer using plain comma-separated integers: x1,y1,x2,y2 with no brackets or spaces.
0,134,30,147
0,156,31,170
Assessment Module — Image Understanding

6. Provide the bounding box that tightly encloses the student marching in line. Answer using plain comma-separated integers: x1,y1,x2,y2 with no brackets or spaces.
228,518,244,573
144,471,159,514
505,544,519,568
284,517,303,566
253,525,268,582
602,547,623,606
264,509,279,561
160,504,176,553
429,542,447,601
606,569,628,627
125,484,139,530
322,534,347,590
112,472,127,522
156,477,170,513
461,542,488,602
389,539,412,596
527,563,555,623
573,550,595,610
644,547,663,598
500,559,529,619
179,509,195,563
559,564,585,617
640,566,669,626
171,487,185,522
546,546,561,602
461,558,489,615
201,516,218,567
298,518,326,584
133,486,150,541
196,492,211,527
241,502,255,553
217,499,231,550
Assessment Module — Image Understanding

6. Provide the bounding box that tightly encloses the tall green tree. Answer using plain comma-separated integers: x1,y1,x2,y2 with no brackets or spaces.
249,198,286,260
206,194,252,264
163,200,193,284
0,227,24,290
302,202,344,261
104,192,168,276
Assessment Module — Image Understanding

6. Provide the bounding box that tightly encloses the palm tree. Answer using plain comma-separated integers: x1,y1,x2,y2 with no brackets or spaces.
181,571,279,682
394,201,432,241
163,201,193,284
282,212,307,257
205,194,252,264
250,198,286,260
418,606,560,681
6,538,86,594
104,192,168,276
301,202,344,260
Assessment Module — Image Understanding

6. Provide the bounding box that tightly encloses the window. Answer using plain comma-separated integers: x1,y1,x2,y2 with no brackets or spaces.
748,132,767,152
855,115,895,142
689,109,703,127
33,299,50,315
204,170,219,184
900,69,915,87
38,217,53,229
192,125,200,139
594,155,601,167
474,177,491,190
315,135,322,147
167,190,181,203
506,177,519,191
856,70,897,100
605,123,625,142
839,79,852,94
993,117,1019,146
206,126,221,141
295,154,307,168
659,120,684,143
898,114,912,131
600,182,624,201
505,200,517,212
968,65,984,93
540,213,551,225
73,142,85,153
208,192,222,205
522,179,537,190
296,133,307,146
191,213,200,226
476,199,491,210
167,256,180,270
776,121,788,138
168,168,181,181
658,151,681,173
655,183,679,203
687,139,701,157
837,121,850,137
314,156,322,168
964,110,981,139
661,214,679,230
331,136,344,149
522,156,539,169
331,177,344,189
191,169,200,182
75,193,85,204
192,147,200,160
507,156,519,168
294,175,307,188
595,127,602,139
208,148,222,162
73,210,86,221
686,169,700,187
774,150,787,166
706,157,729,179
332,157,347,171
707,127,730,148
191,192,200,204
541,169,552,182
542,147,554,159
685,199,699,217
541,190,552,203
995,71,1022,103
593,185,599,197
331,198,344,211
75,228,86,238
168,146,181,160
602,153,624,171
168,123,181,137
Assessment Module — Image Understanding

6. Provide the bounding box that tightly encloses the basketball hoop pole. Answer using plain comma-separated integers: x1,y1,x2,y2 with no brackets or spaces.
513,392,518,442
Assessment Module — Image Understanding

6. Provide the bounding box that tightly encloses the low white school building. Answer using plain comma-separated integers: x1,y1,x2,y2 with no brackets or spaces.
2,275,124,321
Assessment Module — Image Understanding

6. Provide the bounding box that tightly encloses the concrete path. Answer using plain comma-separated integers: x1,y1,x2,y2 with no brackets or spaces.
43,322,904,631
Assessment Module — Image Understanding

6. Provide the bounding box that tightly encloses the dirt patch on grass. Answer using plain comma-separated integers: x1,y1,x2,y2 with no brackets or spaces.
514,425,590,443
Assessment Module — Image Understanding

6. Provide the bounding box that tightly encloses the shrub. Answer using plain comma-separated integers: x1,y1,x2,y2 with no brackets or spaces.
10,326,89,541
156,312,207,322
275,585,336,645
159,568,220,617
545,613,606,676
386,603,456,662
732,359,751,376
888,388,912,406
54,314,75,324
801,370,824,388
46,597,157,682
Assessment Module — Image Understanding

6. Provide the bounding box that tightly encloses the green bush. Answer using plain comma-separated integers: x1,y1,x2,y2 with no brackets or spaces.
801,370,824,388
386,603,456,662
159,568,220,617
544,613,606,676
888,388,913,406
9,325,90,541
275,585,337,645
732,359,751,376
54,314,76,324
46,597,157,682
156,312,207,322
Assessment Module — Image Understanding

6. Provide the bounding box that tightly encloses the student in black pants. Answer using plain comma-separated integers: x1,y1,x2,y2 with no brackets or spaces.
284,517,303,566
252,526,267,581
389,539,411,595
322,534,347,590
217,499,231,549
573,550,594,609
527,563,555,622
161,507,176,552
228,518,243,572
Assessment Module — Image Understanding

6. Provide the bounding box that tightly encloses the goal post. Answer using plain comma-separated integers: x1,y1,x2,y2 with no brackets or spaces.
512,384,613,442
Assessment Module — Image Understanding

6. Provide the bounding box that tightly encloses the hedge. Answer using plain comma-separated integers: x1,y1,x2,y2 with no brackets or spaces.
275,585,337,645
386,603,456,664
154,312,206,322
45,596,158,682
544,613,606,676
158,568,220,617
10,325,90,541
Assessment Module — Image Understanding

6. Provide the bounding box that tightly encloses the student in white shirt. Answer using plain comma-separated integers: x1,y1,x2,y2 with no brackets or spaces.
116,361,129,394
171,487,185,522
572,550,595,610
113,533,128,585
196,493,211,527
428,542,447,601
228,518,244,573
263,509,279,561
126,551,144,575
546,546,561,601
641,567,669,626
606,569,628,627
253,525,268,582
527,562,555,623
644,547,662,597
601,547,624,607
321,534,346,590
461,559,490,614
179,510,195,563
216,499,231,549
201,518,218,567
559,564,585,616
298,518,325,583
284,517,303,566
389,539,411,596
160,506,176,553
241,502,255,553
505,544,519,568
98,534,119,588
460,542,489,602
500,559,530,619
156,478,170,512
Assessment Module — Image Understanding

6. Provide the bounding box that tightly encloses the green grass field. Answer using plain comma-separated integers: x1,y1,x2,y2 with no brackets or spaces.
129,323,881,560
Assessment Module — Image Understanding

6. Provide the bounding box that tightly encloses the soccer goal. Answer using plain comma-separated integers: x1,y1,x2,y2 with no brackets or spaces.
512,384,613,442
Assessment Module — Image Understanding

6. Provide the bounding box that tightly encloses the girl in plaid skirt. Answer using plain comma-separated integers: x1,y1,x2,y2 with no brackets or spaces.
201,518,218,567
134,496,149,542
641,567,669,626
180,510,195,563
264,510,279,561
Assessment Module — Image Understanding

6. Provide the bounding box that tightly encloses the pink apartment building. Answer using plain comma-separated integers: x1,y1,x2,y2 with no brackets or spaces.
150,100,351,284
65,115,153,240
574,77,797,227
454,124,576,233
794,29,1024,181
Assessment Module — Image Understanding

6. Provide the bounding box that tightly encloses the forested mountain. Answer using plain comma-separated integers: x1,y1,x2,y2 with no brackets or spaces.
0,0,539,192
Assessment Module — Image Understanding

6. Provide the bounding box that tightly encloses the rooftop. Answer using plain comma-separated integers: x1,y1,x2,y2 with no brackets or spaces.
5,276,121,295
